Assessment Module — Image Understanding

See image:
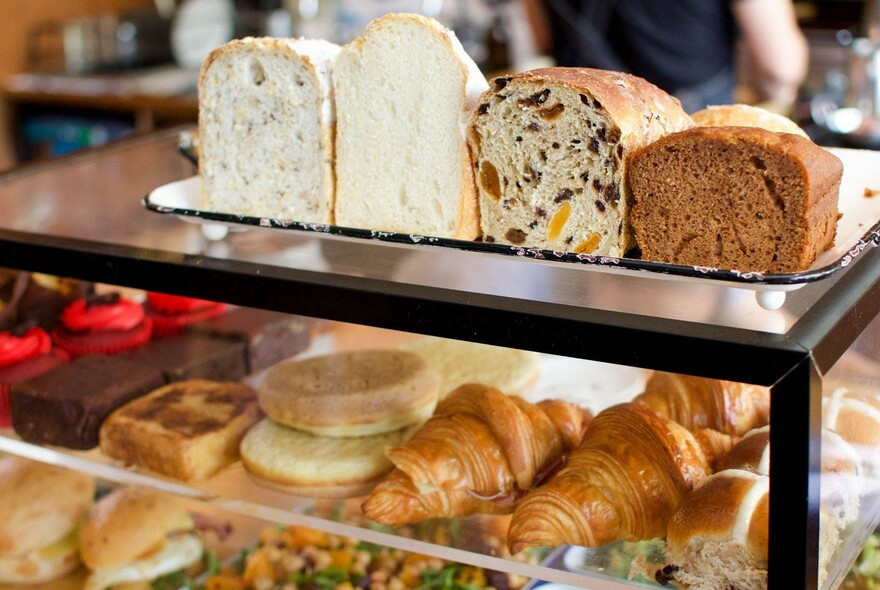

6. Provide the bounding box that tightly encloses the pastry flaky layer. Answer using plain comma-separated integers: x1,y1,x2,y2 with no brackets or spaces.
634,371,770,437
506,402,736,553
362,383,591,526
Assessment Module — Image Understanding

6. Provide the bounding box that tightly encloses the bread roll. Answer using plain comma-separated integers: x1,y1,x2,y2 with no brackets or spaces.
629,126,842,272
691,104,809,137
666,469,769,590
334,13,487,238
199,37,340,221
468,67,693,256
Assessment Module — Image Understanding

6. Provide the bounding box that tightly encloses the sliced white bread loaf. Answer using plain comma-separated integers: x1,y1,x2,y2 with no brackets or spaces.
333,13,488,238
467,68,693,256
199,37,340,222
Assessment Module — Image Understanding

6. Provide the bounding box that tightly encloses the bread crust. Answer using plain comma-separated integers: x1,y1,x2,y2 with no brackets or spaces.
691,104,808,137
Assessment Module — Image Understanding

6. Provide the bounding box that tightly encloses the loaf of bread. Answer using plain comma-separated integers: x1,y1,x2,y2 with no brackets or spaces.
629,126,843,272
99,379,262,481
467,67,693,256
691,104,809,137
334,13,487,238
199,37,340,222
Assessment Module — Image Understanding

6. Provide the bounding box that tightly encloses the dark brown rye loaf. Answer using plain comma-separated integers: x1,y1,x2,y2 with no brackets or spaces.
628,126,842,273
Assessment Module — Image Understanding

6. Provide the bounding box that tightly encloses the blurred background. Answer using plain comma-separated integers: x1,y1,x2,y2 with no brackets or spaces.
0,0,877,170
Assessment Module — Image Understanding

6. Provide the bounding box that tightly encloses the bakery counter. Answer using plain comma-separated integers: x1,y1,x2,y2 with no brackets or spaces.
1,126,880,590
0,320,656,590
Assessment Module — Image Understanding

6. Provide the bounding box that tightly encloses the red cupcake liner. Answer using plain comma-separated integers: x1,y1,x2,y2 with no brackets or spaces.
52,318,153,360
0,383,10,428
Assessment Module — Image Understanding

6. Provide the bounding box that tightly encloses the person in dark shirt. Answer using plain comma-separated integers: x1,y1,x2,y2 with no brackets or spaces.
524,0,808,113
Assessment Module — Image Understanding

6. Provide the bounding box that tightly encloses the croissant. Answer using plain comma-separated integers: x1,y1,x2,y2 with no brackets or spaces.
634,372,770,436
362,383,590,525
506,402,735,552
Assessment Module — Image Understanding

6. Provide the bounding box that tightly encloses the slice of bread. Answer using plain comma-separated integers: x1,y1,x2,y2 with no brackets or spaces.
628,126,842,272
691,104,808,138
333,13,488,238
199,37,340,222
401,337,541,397
239,418,415,498
99,379,262,481
468,67,693,256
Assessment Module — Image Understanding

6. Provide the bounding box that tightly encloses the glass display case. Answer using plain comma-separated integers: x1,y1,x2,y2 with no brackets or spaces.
1,127,879,590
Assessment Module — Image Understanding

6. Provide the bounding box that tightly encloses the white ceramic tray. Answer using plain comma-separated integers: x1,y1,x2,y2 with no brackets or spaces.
145,148,880,310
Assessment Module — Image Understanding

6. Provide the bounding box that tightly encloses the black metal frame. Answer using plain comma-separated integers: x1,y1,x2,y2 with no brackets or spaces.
3,132,880,590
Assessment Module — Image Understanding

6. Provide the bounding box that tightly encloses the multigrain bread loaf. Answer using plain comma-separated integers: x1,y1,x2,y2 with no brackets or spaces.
691,104,809,137
199,37,340,222
629,126,843,273
333,13,487,238
468,67,693,256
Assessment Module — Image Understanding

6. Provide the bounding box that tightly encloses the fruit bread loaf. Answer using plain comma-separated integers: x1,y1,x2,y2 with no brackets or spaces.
333,13,488,238
629,126,843,272
468,67,693,256
199,37,340,222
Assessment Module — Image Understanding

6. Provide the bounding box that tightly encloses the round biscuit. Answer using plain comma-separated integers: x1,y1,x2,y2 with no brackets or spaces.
258,350,440,436
240,418,413,496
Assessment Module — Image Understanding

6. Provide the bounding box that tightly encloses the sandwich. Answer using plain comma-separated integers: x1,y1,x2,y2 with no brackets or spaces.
79,487,203,590
0,455,96,584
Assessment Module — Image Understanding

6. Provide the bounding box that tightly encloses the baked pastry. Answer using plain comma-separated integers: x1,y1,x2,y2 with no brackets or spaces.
629,126,843,272
0,326,69,427
402,336,541,397
199,37,340,222
11,354,165,449
122,332,247,383
691,103,809,137
506,402,735,552
468,67,692,256
258,349,440,437
334,13,487,238
362,383,590,526
240,417,415,498
716,425,862,528
665,469,770,590
634,371,770,436
100,379,262,481
189,307,312,373
79,488,203,590
666,426,861,589
143,292,227,338
0,457,95,584
51,292,153,358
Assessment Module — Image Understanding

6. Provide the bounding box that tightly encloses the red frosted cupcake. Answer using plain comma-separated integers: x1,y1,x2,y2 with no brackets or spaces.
0,326,69,426
52,293,153,359
143,292,227,339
